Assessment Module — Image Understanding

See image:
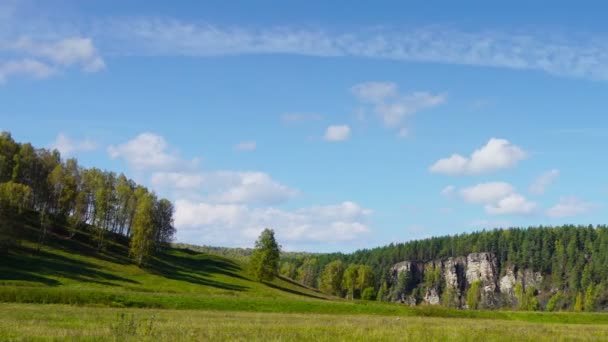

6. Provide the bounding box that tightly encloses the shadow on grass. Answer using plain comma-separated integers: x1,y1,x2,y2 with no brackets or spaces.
264,281,328,300
145,249,249,292
0,246,139,287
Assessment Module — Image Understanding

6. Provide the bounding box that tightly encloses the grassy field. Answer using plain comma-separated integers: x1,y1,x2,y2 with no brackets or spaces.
2,304,608,341
2,220,608,340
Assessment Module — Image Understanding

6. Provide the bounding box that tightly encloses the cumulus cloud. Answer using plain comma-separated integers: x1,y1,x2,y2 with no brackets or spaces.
529,169,560,195
458,182,537,216
460,182,515,204
234,141,256,151
546,197,597,218
485,194,537,215
351,82,445,136
324,125,351,141
174,199,371,246
430,138,526,175
151,171,298,205
49,133,98,157
108,133,198,171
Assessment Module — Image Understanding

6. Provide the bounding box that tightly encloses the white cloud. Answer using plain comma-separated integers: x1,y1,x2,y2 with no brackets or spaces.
351,82,398,103
0,34,104,83
430,138,526,175
174,199,371,246
351,82,445,136
94,19,608,81
108,132,198,171
459,182,537,216
546,197,597,218
49,133,98,157
152,171,298,205
13,37,105,72
529,169,560,195
485,194,537,215
460,182,515,204
0,59,55,83
235,141,256,151
324,125,351,142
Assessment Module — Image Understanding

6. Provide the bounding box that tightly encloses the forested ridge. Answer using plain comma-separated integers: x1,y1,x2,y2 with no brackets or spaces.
280,226,608,311
0,132,175,265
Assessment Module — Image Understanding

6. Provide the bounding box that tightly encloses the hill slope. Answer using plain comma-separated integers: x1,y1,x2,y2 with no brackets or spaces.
0,213,335,310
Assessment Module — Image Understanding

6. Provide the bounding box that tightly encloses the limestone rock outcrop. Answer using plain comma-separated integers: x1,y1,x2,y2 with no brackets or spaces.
391,252,543,308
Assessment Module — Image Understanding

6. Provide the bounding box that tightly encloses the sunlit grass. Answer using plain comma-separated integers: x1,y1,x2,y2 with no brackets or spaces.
1,304,608,341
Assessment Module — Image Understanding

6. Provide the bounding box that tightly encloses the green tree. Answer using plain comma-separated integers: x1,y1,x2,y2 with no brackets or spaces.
129,193,156,267
357,265,375,294
392,269,412,302
319,260,345,296
249,229,281,281
361,287,376,300
376,281,388,302
584,284,596,312
573,292,584,312
153,198,175,250
466,280,481,310
546,292,563,312
296,258,319,288
343,264,359,300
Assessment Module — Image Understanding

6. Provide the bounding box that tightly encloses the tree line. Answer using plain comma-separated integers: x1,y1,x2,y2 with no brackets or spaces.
278,225,608,310
0,132,175,265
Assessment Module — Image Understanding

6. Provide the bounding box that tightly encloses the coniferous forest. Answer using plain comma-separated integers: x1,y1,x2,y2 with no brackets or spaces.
280,225,608,311
0,132,175,265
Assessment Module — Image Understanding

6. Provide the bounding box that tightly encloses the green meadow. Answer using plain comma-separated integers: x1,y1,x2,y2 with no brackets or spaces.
1,223,608,341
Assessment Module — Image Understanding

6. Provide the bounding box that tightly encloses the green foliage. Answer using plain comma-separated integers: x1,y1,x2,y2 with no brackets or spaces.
466,281,481,310
0,131,175,263
574,292,584,312
376,281,388,302
130,193,156,266
361,287,375,300
584,285,596,312
441,286,458,308
392,269,412,302
342,264,359,299
249,229,281,282
296,258,319,288
546,292,563,312
319,260,345,296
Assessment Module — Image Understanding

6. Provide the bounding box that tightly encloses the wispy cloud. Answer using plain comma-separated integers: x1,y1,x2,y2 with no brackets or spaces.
49,133,98,157
95,19,608,80
351,81,445,136
5,1,608,82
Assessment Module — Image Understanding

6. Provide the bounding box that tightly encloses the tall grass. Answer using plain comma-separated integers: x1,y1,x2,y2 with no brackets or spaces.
1,304,608,341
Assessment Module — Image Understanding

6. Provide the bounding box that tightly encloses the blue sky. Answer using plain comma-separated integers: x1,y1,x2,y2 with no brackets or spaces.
1,1,608,252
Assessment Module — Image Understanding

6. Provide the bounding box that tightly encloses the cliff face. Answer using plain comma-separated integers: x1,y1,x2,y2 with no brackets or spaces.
390,252,543,308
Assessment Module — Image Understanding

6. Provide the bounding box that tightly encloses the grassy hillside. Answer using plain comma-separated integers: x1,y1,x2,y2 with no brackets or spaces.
3,213,608,334
0,212,336,308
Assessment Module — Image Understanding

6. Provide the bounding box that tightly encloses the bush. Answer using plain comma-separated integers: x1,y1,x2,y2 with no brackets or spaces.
361,287,375,301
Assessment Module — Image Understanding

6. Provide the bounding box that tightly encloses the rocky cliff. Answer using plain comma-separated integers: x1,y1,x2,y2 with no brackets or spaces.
390,252,543,308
